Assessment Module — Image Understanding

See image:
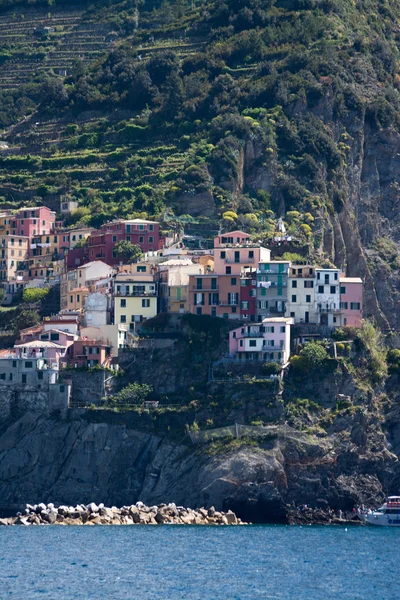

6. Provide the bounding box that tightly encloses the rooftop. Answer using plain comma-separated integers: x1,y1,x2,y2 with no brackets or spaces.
340,277,363,283
14,340,64,349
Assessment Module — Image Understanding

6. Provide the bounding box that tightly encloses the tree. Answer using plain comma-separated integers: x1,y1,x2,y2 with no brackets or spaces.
13,310,40,334
111,383,153,405
22,287,49,304
300,342,329,369
114,240,143,263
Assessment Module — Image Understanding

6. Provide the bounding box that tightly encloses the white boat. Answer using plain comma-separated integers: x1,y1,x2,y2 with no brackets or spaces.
360,496,400,527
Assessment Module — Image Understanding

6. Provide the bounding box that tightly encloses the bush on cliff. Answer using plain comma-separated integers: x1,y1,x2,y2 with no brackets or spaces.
110,382,153,405
290,342,329,373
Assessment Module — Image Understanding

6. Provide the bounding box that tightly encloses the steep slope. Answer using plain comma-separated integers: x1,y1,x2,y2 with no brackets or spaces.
0,0,399,325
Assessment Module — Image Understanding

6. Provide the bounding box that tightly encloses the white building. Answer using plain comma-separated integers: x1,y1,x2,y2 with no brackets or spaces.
286,265,317,324
315,268,342,327
84,292,110,328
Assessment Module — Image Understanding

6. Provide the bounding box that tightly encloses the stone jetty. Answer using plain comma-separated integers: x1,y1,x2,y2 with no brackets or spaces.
0,502,247,526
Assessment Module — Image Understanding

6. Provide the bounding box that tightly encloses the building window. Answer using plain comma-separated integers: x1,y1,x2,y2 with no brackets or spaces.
249,340,257,347
334,272,338,280
112,235,117,242
280,326,285,333
126,236,131,242
340,302,348,309
304,281,313,288
317,272,320,280
22,374,27,384
139,236,144,243
120,315,127,323
241,301,249,310
120,299,126,308
196,278,202,290
318,285,324,293
77,294,80,302
211,307,216,317
142,299,150,308
149,224,154,231
290,312,295,318
292,281,297,288
306,295,311,303
231,306,236,313
0,373,5,380
50,333,59,341
330,286,336,294
226,266,231,275
25,361,33,368
340,286,346,294
137,266,146,272
350,302,360,310
196,307,202,315
211,278,217,290
38,371,44,380
231,278,237,286
239,340,243,347
291,295,297,302
249,251,254,258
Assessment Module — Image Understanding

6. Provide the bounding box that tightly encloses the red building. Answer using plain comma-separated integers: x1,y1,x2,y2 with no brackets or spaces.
87,219,162,266
61,339,112,368
240,271,257,322
10,206,55,240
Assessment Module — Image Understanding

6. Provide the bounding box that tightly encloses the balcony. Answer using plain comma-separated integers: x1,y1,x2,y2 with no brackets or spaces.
317,306,342,314
191,286,219,292
258,281,288,288
225,257,255,264
115,289,157,297
219,301,239,307
241,331,265,338
257,269,288,275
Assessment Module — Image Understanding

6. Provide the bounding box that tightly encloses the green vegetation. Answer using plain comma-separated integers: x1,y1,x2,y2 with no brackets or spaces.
110,382,153,405
290,341,329,372
0,0,398,271
113,240,143,263
22,287,49,304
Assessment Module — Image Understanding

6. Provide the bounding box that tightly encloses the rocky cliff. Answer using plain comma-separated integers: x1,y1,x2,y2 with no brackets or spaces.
1,318,399,523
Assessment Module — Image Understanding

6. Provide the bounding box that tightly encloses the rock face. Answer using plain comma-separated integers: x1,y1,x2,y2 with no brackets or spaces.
0,403,399,522
0,502,245,526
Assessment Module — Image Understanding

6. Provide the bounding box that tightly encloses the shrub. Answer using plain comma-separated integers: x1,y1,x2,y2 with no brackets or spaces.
262,362,282,375
111,383,152,405
22,287,49,304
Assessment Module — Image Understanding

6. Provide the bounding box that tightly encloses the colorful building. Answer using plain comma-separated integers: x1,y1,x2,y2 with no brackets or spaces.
240,271,257,321
0,235,29,283
10,206,55,239
286,265,317,324
256,261,290,321
228,317,294,363
159,259,203,313
113,268,158,330
213,230,270,276
339,276,363,327
188,273,241,319
87,219,162,266
67,286,89,312
61,339,112,368
315,268,342,327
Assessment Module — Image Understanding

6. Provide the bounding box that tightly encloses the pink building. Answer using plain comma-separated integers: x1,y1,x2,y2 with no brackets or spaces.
188,273,241,319
213,230,270,275
87,219,162,266
10,206,55,240
339,277,363,327
229,317,293,363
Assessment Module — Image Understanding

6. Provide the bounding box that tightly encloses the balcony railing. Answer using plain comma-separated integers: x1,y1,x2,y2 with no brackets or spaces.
115,290,157,297
219,301,239,306
225,257,255,264
317,307,342,313
191,286,219,292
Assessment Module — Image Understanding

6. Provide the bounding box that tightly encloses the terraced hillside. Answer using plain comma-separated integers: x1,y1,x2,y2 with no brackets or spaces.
0,0,399,328
0,7,113,91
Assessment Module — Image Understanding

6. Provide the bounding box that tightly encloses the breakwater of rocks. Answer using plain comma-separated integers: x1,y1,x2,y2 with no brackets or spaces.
0,502,247,526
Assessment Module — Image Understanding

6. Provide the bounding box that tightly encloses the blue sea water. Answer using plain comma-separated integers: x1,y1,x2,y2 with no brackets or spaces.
0,525,398,599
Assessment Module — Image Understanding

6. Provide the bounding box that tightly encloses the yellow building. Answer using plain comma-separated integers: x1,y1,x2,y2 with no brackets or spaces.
67,286,89,311
0,235,29,282
114,270,158,330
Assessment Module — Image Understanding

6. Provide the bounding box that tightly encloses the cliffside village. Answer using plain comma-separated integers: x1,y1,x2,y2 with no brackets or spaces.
0,203,363,399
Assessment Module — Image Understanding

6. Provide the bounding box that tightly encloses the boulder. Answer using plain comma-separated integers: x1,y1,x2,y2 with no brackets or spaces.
86,502,99,514
225,511,237,525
